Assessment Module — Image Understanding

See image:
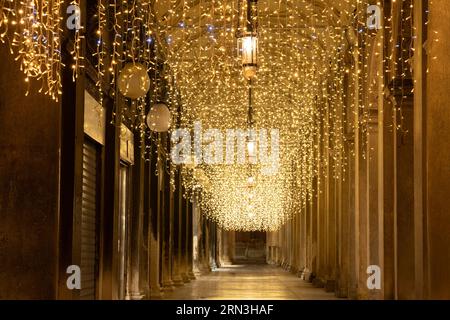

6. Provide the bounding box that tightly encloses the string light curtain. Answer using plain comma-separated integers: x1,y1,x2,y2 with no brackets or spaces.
0,0,63,100
1,1,436,231
148,0,353,231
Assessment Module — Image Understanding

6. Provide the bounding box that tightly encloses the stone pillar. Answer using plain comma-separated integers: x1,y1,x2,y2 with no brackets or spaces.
186,199,196,279
310,176,318,282
160,135,175,291
412,0,426,299
381,92,396,300
365,30,385,300
426,0,450,300
209,221,217,270
0,44,60,299
223,229,231,265
303,195,313,281
300,208,307,276
192,196,202,276
197,204,211,274
170,169,184,286
179,194,190,282
217,228,232,266
287,216,293,271
323,100,331,288
229,230,236,263
315,105,327,288
326,125,337,292
381,1,396,301
335,65,350,297
357,86,369,300
148,147,162,298
127,135,146,299
367,109,383,300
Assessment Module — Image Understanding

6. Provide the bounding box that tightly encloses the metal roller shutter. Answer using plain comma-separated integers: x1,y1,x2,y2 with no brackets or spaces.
80,140,98,299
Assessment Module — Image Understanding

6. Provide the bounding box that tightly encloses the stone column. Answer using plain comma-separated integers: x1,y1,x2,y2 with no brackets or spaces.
223,230,233,265
160,135,175,291
387,0,416,299
229,230,236,263
127,135,146,299
314,104,327,288
209,221,217,270
0,43,60,299
192,196,202,276
367,109,383,300
412,0,426,299
197,205,211,274
303,195,313,281
357,83,369,300
366,30,385,300
186,199,196,279
326,119,337,292
310,176,318,282
148,143,162,298
179,194,190,282
425,0,450,300
347,35,360,300
381,0,396,301
287,216,293,271
170,169,184,286
381,91,396,300
300,209,307,276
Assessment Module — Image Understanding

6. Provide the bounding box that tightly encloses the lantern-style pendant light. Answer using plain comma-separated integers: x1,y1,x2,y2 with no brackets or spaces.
241,35,258,80
238,0,259,80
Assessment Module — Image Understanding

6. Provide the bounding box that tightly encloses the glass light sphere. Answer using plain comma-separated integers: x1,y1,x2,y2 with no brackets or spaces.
146,103,172,132
118,63,151,99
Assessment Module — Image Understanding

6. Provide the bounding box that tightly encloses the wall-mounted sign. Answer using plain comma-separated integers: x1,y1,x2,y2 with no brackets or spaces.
84,91,105,145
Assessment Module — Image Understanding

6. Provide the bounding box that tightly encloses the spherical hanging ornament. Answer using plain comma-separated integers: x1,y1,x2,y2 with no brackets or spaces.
146,103,172,132
118,63,151,99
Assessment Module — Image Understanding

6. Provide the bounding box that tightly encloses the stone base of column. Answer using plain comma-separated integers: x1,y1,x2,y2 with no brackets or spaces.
181,273,191,283
295,266,304,278
347,286,358,300
195,263,211,276
290,266,299,274
220,259,233,266
301,269,313,282
187,271,196,280
161,280,176,292
312,277,326,288
127,291,146,300
281,262,290,271
149,285,163,299
325,279,336,293
335,284,349,298
193,264,202,277
171,274,185,286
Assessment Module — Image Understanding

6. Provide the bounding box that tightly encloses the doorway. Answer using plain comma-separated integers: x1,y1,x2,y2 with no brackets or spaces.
234,231,266,264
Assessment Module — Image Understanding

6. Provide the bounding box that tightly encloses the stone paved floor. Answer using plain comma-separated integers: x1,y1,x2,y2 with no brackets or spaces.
159,264,339,300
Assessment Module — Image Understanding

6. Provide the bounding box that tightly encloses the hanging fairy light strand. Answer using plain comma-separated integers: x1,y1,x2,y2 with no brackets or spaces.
0,0,63,100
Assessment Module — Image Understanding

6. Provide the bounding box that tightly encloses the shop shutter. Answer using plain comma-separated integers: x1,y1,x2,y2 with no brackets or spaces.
80,140,98,299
